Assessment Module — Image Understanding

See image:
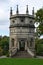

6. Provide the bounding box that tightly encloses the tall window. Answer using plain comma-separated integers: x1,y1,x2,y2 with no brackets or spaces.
27,41,29,47
30,38,33,47
11,38,14,47
29,28,32,33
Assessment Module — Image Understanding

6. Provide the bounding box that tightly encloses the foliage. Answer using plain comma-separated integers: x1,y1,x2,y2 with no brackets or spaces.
35,39,43,55
37,44,43,55
0,36,9,55
35,8,43,22
0,47,3,56
35,8,43,36
6,51,9,57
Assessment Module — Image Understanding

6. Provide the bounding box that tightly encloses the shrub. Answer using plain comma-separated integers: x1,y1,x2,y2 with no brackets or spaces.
36,44,43,55
35,39,43,56
0,47,3,56
6,51,9,57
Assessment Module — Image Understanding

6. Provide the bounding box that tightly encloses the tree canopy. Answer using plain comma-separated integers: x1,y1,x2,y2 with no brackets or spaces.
35,8,43,36
0,36,9,55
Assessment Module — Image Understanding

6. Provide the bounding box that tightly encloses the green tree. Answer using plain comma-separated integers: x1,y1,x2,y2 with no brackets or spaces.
35,39,43,55
35,8,43,36
0,47,3,56
0,36,9,55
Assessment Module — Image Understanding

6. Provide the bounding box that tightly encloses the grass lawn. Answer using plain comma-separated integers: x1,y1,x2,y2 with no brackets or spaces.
0,58,43,65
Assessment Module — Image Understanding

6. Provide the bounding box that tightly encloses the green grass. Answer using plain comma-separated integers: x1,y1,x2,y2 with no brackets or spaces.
0,58,43,65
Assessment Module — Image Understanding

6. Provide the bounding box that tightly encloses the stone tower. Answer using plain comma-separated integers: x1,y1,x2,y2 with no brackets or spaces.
9,5,35,57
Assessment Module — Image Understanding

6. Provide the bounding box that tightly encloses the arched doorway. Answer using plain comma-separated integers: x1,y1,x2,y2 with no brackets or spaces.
19,40,25,51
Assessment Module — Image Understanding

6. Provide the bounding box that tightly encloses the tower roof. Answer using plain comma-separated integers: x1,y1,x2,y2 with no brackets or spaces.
10,14,35,19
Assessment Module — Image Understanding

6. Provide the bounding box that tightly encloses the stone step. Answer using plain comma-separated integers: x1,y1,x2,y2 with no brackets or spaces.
12,51,33,58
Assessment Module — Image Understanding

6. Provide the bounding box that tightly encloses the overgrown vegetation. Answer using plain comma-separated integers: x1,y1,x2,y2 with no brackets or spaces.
0,36,9,56
35,8,43,36
35,8,43,56
35,39,43,56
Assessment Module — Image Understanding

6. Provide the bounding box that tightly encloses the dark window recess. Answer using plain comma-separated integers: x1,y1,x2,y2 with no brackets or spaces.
27,41,29,47
30,38,33,47
20,17,25,22
21,19,24,22
12,20,15,23
11,38,14,46
30,21,32,23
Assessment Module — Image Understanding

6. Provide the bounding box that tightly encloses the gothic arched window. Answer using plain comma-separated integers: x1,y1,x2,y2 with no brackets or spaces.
11,38,14,47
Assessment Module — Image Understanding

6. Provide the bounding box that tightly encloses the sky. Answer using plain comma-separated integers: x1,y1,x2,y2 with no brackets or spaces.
0,0,43,36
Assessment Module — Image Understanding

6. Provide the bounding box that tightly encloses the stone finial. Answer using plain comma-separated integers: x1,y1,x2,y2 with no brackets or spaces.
32,7,34,16
10,7,12,16
16,5,19,14
26,5,29,14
